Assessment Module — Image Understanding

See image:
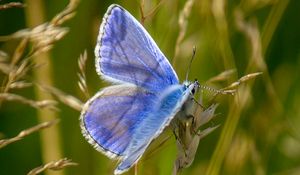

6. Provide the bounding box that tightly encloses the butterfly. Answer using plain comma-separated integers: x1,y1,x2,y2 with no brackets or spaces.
80,4,199,175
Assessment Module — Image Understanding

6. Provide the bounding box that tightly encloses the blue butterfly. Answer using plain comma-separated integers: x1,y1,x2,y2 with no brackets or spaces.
80,4,199,174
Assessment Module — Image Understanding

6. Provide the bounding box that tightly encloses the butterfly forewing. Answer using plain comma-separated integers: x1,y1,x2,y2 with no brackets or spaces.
96,5,179,92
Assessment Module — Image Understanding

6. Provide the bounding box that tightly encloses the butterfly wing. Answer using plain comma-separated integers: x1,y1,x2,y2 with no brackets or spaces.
95,4,179,92
80,85,158,159
114,85,190,174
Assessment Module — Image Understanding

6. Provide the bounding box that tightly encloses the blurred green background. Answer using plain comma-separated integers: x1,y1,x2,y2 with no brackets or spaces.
0,0,300,175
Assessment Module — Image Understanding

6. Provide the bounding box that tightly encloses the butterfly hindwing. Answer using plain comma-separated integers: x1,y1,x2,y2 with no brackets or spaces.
80,84,158,158
96,4,179,92
114,85,190,174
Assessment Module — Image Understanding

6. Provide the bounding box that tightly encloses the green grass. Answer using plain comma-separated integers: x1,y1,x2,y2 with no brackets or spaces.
0,0,300,175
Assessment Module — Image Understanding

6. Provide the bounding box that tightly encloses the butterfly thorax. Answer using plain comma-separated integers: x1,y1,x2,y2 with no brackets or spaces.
175,80,199,122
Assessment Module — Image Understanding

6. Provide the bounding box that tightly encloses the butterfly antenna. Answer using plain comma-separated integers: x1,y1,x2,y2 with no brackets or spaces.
199,84,236,95
185,46,197,81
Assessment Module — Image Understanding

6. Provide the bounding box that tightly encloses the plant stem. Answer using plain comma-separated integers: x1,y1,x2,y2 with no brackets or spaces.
24,1,64,175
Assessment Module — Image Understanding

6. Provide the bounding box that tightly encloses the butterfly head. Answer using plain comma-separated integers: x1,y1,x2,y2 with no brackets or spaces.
184,79,200,96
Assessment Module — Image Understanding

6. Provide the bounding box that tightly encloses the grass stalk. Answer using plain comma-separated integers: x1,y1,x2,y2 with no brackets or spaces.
24,1,63,175
206,1,289,174
0,120,59,149
27,158,78,175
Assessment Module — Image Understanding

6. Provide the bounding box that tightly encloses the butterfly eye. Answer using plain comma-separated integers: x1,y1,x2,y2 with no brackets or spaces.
191,88,195,94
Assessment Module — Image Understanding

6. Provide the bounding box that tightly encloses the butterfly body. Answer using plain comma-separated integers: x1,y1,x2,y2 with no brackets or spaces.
80,4,198,174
